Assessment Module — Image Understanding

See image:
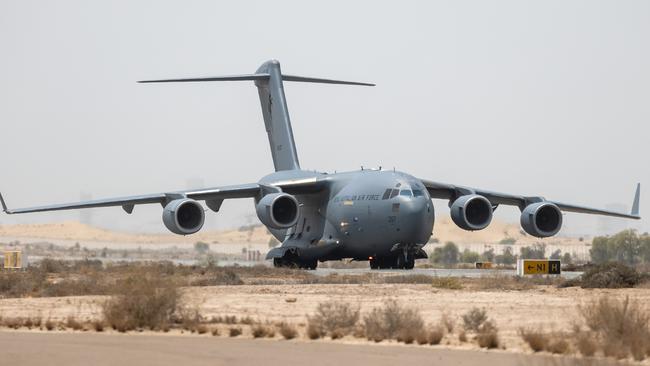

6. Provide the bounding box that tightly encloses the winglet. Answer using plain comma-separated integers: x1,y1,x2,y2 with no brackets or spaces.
0,192,9,213
632,183,641,217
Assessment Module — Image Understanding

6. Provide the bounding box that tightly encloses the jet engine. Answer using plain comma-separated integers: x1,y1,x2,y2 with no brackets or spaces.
450,194,493,231
256,193,300,229
520,202,563,238
162,198,205,235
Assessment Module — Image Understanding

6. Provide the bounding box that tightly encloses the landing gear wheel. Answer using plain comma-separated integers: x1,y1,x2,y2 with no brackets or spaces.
405,256,415,270
370,258,379,270
301,259,318,270
273,258,286,268
394,254,405,269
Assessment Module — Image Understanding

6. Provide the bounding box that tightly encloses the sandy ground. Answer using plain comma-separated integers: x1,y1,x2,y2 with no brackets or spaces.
1,284,649,354
0,331,617,366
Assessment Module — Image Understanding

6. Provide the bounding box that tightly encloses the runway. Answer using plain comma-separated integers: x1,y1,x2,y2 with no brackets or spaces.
312,267,583,279
0,331,592,366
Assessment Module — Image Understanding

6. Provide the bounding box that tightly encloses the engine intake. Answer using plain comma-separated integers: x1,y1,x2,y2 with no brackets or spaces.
520,202,563,238
162,199,205,235
450,194,493,231
256,193,299,229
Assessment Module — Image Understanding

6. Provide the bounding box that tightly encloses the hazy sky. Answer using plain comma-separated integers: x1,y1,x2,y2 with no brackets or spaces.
1,0,648,235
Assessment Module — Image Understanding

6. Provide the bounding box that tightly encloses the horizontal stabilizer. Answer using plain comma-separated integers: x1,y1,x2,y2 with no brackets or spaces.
139,74,374,86
282,75,374,86
139,74,270,83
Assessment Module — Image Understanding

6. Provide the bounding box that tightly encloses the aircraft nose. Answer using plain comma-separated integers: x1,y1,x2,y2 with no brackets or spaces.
399,196,432,242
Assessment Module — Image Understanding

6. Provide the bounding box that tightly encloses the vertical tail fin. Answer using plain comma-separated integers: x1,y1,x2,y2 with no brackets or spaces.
139,59,374,171
254,60,300,171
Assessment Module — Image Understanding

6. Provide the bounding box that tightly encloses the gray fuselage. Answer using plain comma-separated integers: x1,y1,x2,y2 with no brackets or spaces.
260,169,434,261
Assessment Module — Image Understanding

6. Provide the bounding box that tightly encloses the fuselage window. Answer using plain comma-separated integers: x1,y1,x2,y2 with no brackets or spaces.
412,189,424,197
382,189,392,200
400,190,413,197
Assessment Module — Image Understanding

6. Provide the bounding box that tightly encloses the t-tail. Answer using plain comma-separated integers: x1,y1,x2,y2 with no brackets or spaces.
139,60,374,171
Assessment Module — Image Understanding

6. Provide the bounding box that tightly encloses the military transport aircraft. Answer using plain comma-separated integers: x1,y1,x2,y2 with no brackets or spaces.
1,60,641,270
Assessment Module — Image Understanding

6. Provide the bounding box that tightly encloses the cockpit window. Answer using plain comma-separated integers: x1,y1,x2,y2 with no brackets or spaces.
389,189,399,199
400,189,413,197
412,189,424,197
382,189,392,200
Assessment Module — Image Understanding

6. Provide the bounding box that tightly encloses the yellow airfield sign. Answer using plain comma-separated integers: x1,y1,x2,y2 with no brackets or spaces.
3,251,26,269
517,259,561,275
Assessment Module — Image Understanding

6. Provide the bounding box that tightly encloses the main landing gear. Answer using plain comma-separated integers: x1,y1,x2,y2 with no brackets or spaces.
369,251,414,270
273,257,318,270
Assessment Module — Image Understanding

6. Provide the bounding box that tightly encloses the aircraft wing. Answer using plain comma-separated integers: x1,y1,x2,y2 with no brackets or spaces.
0,183,264,215
0,177,328,215
420,179,641,220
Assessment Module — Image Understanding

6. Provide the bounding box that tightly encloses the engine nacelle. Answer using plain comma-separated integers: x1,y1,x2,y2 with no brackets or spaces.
520,202,563,238
450,194,493,231
256,193,299,229
162,199,205,235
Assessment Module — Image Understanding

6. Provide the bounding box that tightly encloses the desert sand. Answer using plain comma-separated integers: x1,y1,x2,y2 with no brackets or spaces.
1,283,647,355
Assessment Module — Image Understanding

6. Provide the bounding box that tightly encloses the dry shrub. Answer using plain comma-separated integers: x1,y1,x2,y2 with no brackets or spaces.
196,324,208,334
211,328,220,336
477,330,499,349
188,269,243,286
102,274,179,332
580,262,640,289
307,301,359,338
239,316,254,325
422,326,444,345
352,324,366,338
278,322,297,340
210,315,238,324
476,321,499,349
519,328,548,352
178,307,201,332
3,317,23,329
306,322,322,340
252,323,273,338
431,277,463,290
363,299,424,342
382,275,435,284
575,332,597,357
416,331,429,345
330,328,345,340
462,308,487,332
66,316,83,331
458,331,467,342
229,327,242,337
547,338,570,354
32,317,42,328
397,328,417,344
580,296,650,360
92,320,104,332
474,273,562,291
45,319,55,331
441,312,454,333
